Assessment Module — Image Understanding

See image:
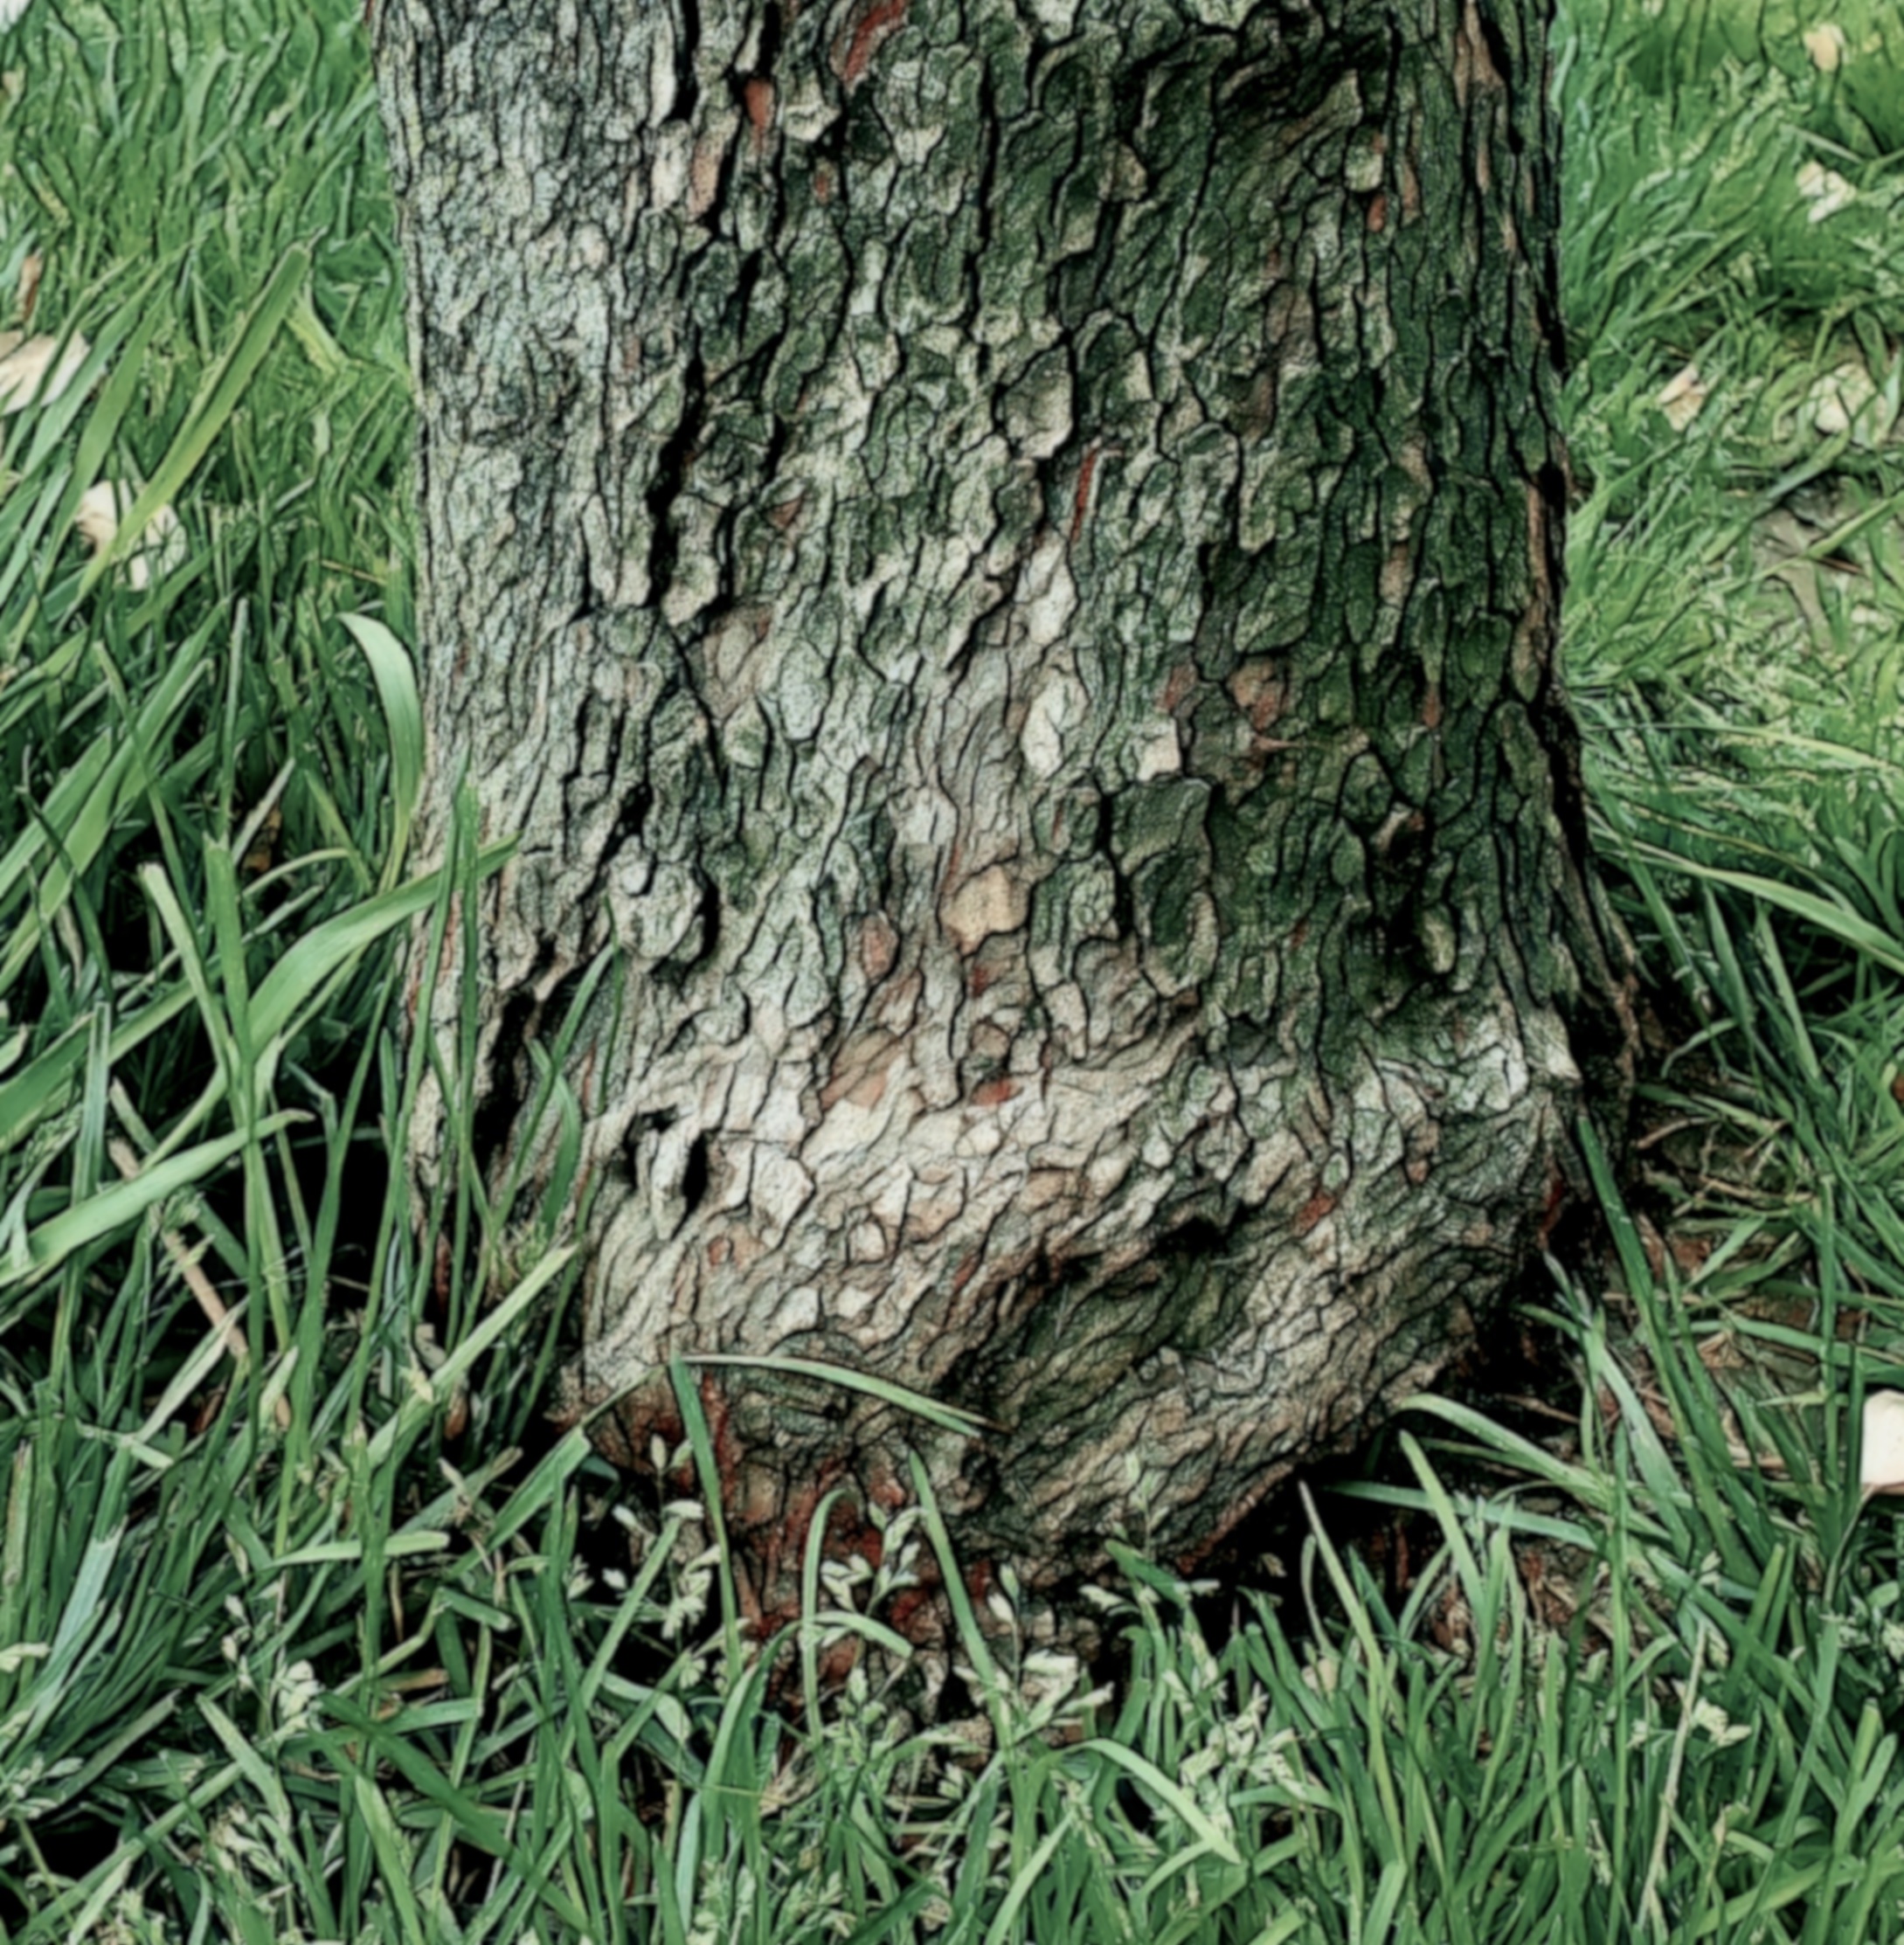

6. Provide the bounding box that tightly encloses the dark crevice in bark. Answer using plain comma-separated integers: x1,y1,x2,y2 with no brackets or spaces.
569,777,654,927
476,945,602,1182
1092,789,1137,942
623,779,654,846
652,868,722,986
758,0,785,80
570,527,596,625
680,1132,712,1218
811,80,850,176
469,982,543,1181
754,440,792,535
1471,0,1521,129
692,871,723,968
671,0,701,123
647,356,708,606
1227,17,1373,123
730,253,767,350
971,59,1000,262
708,122,744,228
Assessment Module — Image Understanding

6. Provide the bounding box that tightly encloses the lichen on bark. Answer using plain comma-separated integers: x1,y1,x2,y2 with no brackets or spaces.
376,0,1631,1606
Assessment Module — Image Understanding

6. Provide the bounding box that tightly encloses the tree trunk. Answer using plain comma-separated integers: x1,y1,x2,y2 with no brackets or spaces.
375,0,1631,1610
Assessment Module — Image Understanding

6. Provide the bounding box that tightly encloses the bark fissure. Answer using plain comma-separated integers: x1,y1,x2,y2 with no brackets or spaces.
377,0,1631,1599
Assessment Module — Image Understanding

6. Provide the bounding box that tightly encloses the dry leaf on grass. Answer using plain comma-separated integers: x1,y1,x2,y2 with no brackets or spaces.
15,251,40,326
0,329,87,412
74,481,185,590
0,296,183,585
1657,363,1708,433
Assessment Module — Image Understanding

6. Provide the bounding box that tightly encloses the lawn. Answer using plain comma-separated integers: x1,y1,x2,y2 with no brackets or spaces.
5,0,1904,1938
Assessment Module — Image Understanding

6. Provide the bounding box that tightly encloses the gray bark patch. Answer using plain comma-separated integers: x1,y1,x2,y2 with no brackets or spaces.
377,0,1632,1604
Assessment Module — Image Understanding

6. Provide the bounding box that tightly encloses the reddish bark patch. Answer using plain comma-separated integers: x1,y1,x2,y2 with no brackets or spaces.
688,131,729,219
1514,480,1557,687
703,1370,740,1484
833,0,907,89
1536,1165,1568,1248
859,911,898,979
886,1584,932,1639
820,1040,896,1111
1228,659,1286,730
1070,442,1101,544
743,77,775,150
814,1636,861,1686
1160,661,1199,712
848,1065,890,1109
832,1500,885,1574
1365,191,1387,232
1423,683,1443,731
1295,1190,1337,1235
972,1075,1019,1107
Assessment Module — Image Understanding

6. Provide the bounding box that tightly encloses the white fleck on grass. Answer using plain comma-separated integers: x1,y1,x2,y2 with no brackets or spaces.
1802,22,1847,71
1796,159,1857,220
1860,1391,1904,1499
1657,363,1708,432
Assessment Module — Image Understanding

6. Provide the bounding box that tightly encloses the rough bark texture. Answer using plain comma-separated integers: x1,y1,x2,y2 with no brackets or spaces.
376,0,1630,1607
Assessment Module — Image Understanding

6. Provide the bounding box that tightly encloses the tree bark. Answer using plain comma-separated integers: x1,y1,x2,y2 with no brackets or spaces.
375,0,1631,1609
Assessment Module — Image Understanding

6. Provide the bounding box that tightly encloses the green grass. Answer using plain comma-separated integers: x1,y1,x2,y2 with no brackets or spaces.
8,0,1904,1937
1560,0,1904,1346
